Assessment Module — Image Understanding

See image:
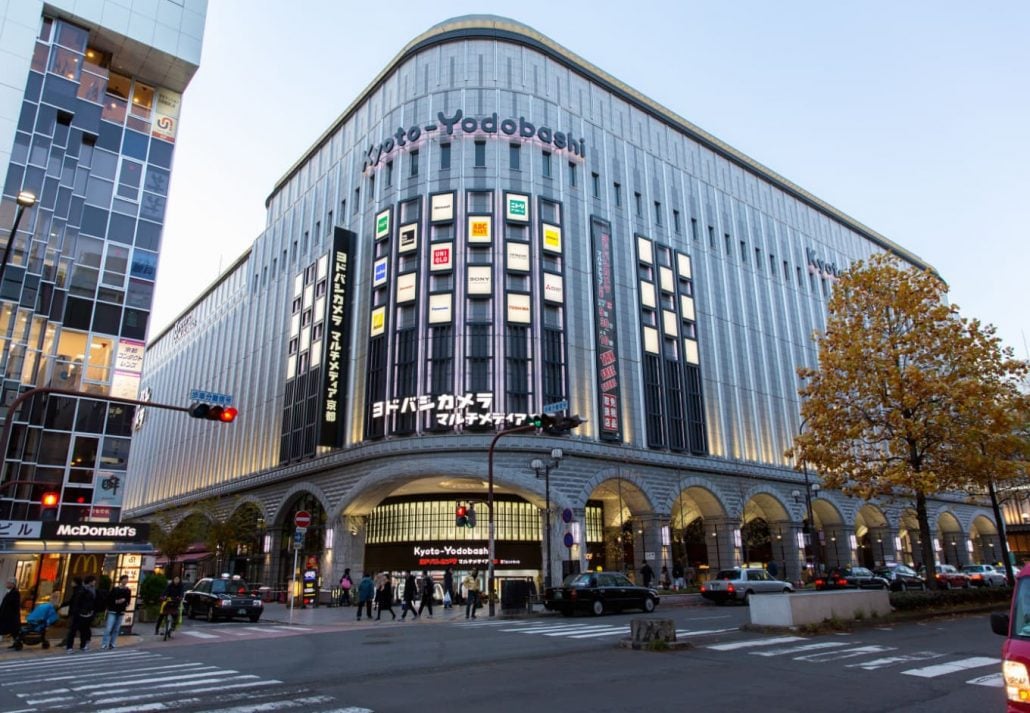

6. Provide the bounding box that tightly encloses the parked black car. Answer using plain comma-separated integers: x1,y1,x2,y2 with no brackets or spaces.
815,566,889,591
872,563,927,591
184,576,264,622
543,572,659,616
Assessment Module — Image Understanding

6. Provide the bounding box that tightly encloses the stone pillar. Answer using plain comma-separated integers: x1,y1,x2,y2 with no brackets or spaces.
338,515,368,577
824,525,853,569
634,512,666,583
705,518,738,574
769,520,799,583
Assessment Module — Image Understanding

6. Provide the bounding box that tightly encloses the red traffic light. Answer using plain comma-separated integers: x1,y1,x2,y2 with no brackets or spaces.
40,491,59,508
189,402,238,423
456,504,468,527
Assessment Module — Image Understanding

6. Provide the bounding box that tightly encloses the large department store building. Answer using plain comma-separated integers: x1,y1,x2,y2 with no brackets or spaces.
125,15,1004,594
0,1,206,607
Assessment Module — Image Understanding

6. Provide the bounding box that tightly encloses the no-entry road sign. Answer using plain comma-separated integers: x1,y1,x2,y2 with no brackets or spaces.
294,511,312,528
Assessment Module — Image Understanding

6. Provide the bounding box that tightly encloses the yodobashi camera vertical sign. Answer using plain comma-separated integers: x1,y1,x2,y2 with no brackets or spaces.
319,228,355,448
591,216,622,442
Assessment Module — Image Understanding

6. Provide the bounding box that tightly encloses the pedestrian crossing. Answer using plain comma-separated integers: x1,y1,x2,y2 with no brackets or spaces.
455,618,738,640
0,649,371,712
702,634,1003,689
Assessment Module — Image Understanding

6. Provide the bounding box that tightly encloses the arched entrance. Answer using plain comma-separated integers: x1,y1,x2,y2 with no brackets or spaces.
740,492,792,580
277,493,328,604
969,514,1001,565
855,505,890,568
810,496,845,574
669,485,725,582
585,477,651,578
937,511,965,566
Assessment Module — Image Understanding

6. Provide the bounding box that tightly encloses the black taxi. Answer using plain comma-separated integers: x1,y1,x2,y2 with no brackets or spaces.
184,576,264,622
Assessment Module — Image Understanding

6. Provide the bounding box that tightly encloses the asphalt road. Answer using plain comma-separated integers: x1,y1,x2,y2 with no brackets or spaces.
0,604,1006,713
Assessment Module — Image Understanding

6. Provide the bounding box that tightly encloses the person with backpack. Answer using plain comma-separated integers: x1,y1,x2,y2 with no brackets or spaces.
355,572,374,621
338,568,352,607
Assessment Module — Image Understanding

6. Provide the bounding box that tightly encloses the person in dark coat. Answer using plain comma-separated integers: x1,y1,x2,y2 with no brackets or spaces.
417,570,434,618
640,562,655,588
400,571,418,620
375,572,396,621
0,578,21,647
154,575,185,635
65,575,96,651
443,567,454,609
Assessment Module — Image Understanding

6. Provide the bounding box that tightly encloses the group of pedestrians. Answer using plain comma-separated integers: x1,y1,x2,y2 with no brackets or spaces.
349,566,482,621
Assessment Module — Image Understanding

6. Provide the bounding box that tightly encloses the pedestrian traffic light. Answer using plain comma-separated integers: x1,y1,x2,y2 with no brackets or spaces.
456,503,468,527
189,402,238,423
466,505,476,528
40,491,59,522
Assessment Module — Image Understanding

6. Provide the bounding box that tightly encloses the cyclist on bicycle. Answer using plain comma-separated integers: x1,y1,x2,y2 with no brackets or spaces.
154,575,185,636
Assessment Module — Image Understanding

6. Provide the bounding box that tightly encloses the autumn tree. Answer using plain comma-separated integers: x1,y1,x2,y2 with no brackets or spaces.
789,253,1028,588
146,513,199,577
193,499,263,574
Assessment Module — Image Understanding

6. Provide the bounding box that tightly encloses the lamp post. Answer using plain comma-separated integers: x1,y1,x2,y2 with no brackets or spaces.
0,191,37,290
531,448,563,589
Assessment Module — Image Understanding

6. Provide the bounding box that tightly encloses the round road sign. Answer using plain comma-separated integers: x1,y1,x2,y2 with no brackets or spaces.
294,510,312,528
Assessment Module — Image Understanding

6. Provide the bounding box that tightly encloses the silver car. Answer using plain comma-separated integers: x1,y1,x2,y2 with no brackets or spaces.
700,567,795,605
962,564,1008,587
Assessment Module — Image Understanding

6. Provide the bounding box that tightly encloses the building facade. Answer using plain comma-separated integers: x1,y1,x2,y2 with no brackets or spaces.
0,0,206,607
125,16,1002,597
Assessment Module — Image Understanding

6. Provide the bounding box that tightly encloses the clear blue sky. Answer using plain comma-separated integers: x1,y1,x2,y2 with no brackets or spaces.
153,0,1030,356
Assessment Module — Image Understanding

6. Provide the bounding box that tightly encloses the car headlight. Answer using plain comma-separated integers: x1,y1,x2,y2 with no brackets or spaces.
1004,660,1030,703
253,600,262,607
219,599,233,607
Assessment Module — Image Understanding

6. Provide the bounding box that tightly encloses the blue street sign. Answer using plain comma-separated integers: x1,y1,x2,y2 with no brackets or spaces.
542,400,568,414
189,389,233,406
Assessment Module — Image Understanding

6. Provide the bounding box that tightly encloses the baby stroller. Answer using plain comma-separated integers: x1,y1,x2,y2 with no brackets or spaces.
13,602,59,651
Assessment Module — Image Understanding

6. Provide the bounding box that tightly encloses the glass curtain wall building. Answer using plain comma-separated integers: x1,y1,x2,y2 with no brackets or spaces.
0,0,206,598
124,16,1002,596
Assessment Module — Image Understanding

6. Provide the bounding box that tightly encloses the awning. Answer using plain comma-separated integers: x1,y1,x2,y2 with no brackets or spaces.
155,551,211,566
0,540,154,555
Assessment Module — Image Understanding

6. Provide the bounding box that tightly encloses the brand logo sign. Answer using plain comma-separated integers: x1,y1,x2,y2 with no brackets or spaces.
43,522,150,542
363,110,587,172
506,193,529,222
375,210,390,240
373,257,388,286
806,247,843,278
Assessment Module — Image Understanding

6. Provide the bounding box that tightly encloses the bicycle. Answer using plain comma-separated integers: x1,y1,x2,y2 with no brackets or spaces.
159,598,181,641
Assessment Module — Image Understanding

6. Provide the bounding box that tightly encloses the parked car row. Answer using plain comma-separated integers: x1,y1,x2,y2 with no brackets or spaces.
809,563,1010,592
700,568,794,604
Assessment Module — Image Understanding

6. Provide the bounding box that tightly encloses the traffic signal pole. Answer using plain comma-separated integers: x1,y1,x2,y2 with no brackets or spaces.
0,386,193,490
487,422,537,617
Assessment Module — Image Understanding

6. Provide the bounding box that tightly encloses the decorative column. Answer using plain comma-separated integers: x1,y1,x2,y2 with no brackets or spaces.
634,512,667,582
705,517,738,575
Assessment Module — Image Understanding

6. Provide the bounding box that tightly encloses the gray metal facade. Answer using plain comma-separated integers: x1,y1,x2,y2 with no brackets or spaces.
124,17,998,583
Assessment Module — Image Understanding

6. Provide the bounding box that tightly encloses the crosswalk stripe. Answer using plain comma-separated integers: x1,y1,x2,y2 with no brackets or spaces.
545,627,622,637
568,629,629,639
94,679,279,705
902,657,1000,678
706,636,806,651
179,630,221,639
750,642,846,657
243,626,284,633
676,628,739,637
967,673,1004,687
846,651,943,671
793,645,896,662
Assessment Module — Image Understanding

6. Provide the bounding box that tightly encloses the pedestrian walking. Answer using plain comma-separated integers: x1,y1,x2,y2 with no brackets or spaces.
373,571,387,618
0,578,21,648
64,574,96,652
417,570,434,618
400,571,418,619
356,572,374,620
154,575,185,636
375,573,396,621
463,569,480,619
660,565,671,589
338,568,353,606
442,567,454,609
100,575,131,650
640,562,655,588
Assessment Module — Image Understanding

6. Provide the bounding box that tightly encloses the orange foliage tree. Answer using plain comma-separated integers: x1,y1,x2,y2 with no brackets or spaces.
788,253,1028,588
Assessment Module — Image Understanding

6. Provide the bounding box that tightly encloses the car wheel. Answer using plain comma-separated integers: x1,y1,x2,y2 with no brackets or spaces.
643,597,656,613
782,587,792,594
899,582,907,592
249,614,261,623
591,599,605,616
206,606,216,623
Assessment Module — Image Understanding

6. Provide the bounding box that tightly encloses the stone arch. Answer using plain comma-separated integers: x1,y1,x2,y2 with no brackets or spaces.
270,482,332,527
575,466,659,516
936,510,965,566
969,513,1001,564
855,504,891,568
667,481,729,577
739,487,794,568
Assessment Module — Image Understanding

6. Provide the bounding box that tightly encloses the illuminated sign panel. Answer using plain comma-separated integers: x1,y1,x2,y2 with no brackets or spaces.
319,228,355,447
542,224,562,254
506,193,530,222
590,217,622,441
468,216,492,245
399,223,418,254
431,192,454,222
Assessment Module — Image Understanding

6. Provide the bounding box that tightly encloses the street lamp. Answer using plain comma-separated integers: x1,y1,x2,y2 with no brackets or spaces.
531,447,563,589
0,191,37,290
